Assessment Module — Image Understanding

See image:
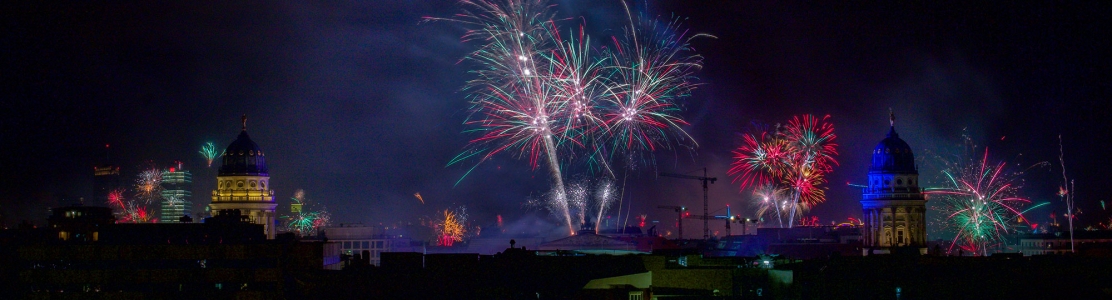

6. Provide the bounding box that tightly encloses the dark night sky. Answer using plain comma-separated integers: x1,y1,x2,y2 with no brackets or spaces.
3,1,1110,238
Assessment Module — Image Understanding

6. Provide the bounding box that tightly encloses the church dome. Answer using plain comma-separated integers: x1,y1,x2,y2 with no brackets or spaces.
869,126,916,174
219,117,268,176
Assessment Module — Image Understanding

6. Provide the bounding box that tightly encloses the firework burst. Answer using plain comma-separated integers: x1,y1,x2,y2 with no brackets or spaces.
107,189,126,210
599,9,706,162
750,183,788,228
435,207,470,246
926,146,1031,255
134,168,164,204
729,115,838,227
283,189,331,236
199,142,219,167
436,0,707,235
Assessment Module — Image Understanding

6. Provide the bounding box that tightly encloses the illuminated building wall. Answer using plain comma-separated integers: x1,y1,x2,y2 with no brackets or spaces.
209,116,277,239
860,114,927,255
160,164,193,223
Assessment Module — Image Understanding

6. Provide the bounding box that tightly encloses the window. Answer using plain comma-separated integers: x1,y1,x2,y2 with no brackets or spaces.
629,291,644,300
343,241,351,249
896,179,903,186
376,241,384,248
237,181,244,188
362,241,370,249
250,181,256,188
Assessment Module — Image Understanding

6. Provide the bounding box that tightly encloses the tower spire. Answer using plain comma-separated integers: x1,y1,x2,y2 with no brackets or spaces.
241,114,247,131
889,108,895,127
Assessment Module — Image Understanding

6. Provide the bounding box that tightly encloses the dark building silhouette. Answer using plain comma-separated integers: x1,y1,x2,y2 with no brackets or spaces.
93,165,121,206
3,207,339,298
47,205,115,242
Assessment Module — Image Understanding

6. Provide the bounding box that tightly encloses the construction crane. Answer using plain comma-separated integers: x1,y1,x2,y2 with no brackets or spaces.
659,168,717,240
656,205,686,239
685,205,735,236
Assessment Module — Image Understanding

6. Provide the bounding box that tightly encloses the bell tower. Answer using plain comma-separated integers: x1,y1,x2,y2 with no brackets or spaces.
861,112,927,255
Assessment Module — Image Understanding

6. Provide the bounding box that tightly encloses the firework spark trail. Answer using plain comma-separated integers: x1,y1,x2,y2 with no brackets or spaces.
599,5,707,164
782,115,838,227
199,142,219,167
435,207,469,246
436,0,706,235
730,115,838,228
135,168,163,204
1057,135,1076,252
106,188,156,223
124,202,154,223
287,210,330,237
292,189,306,204
926,146,1031,255
593,179,616,232
729,131,789,189
567,180,589,226
435,0,576,234
284,189,331,236
751,183,787,228
565,176,618,231
107,189,126,211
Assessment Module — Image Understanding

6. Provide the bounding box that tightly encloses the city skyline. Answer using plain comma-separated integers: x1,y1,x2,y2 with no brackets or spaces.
3,1,1110,240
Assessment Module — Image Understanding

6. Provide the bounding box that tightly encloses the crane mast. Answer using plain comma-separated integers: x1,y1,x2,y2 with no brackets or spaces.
659,168,717,240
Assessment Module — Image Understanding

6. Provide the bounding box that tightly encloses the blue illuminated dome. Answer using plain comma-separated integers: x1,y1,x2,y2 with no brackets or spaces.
218,117,268,176
869,126,916,174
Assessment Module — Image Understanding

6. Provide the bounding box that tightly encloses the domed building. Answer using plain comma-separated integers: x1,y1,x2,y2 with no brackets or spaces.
209,115,277,239
861,112,927,255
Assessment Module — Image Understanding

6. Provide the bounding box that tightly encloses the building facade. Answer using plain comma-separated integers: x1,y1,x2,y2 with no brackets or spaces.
861,114,927,255
93,165,121,206
210,115,277,239
322,225,416,266
160,163,193,223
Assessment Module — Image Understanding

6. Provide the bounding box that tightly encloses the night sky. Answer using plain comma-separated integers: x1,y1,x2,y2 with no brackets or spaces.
3,1,1110,238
